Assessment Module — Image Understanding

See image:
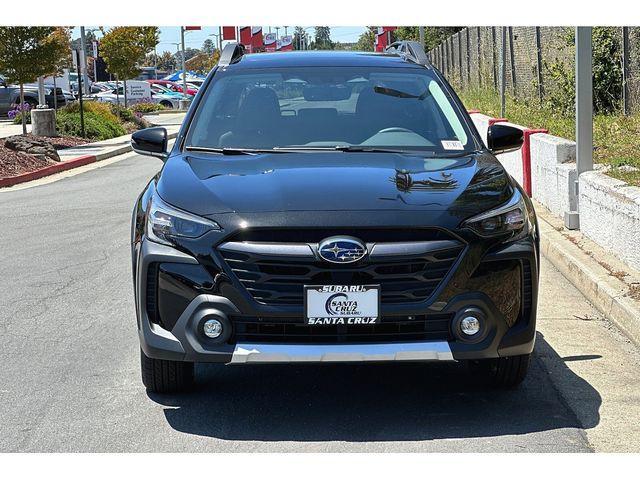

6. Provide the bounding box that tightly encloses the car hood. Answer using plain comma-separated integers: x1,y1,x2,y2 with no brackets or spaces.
157,151,512,217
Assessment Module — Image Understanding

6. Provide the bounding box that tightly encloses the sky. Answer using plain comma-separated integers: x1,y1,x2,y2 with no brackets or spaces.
71,26,367,54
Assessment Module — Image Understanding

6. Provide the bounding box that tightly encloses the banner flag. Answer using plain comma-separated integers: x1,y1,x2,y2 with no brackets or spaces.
239,26,252,49
222,26,236,40
264,32,277,52
251,27,264,51
280,35,293,51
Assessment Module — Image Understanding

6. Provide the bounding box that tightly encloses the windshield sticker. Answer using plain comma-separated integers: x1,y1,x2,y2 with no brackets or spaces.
441,140,464,151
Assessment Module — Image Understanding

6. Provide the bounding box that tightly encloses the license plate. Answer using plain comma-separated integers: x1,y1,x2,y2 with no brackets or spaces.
304,285,380,325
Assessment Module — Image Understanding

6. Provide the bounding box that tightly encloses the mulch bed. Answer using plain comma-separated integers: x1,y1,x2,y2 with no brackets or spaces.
0,134,90,179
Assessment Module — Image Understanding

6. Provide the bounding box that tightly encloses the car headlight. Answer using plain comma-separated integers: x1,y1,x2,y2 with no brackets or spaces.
462,190,527,237
146,194,221,246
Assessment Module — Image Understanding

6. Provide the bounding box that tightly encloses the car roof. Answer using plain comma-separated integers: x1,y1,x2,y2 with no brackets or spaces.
228,50,425,70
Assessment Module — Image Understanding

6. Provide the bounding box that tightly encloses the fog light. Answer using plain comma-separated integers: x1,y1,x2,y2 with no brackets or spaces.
460,316,481,336
203,319,223,338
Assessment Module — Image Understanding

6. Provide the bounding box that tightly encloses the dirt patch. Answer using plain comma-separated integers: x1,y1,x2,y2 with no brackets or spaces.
0,139,53,178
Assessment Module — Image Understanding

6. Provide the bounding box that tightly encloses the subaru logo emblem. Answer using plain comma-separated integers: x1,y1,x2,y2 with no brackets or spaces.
318,236,367,264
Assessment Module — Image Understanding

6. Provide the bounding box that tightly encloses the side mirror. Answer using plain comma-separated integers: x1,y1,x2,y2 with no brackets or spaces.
131,127,168,160
0,80,6,88
487,124,524,155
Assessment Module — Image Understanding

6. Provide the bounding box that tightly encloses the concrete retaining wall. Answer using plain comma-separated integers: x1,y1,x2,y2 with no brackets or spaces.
469,112,640,272
579,171,640,270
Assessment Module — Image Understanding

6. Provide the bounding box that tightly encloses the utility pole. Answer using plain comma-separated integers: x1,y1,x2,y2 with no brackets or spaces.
218,26,222,51
418,26,425,47
80,27,90,93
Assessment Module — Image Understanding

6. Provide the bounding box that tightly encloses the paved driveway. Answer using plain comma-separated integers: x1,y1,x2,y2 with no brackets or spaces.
0,151,638,452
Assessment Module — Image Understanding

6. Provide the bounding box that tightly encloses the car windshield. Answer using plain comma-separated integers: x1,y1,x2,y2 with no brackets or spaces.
185,66,476,154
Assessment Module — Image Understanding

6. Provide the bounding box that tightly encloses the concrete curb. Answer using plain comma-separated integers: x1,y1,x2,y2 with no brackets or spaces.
538,205,640,347
0,130,179,188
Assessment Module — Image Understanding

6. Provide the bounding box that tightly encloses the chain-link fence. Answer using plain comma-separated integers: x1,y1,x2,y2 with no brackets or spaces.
428,26,640,115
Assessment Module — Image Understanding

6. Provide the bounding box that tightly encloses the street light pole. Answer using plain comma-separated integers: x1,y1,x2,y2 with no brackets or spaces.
80,27,90,93
181,27,188,100
575,27,593,177
564,26,593,230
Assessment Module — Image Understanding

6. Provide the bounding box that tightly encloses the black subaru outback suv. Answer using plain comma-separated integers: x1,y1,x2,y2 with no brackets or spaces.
131,41,538,393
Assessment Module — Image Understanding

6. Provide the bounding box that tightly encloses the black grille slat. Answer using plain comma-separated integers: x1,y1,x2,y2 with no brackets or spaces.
218,229,463,306
230,314,453,344
523,261,533,316
145,263,159,325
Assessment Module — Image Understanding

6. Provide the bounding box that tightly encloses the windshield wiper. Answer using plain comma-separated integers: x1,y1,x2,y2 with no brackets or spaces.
373,85,430,100
184,146,285,155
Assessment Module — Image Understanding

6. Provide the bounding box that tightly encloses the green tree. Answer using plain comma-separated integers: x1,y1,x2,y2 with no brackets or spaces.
0,26,71,134
313,27,333,50
99,26,159,107
49,27,72,110
146,51,175,71
185,50,220,74
355,27,376,52
174,47,200,65
544,27,623,115
293,26,308,50
202,39,215,55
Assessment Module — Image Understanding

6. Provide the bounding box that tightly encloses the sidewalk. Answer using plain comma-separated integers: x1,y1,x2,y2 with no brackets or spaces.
0,119,31,138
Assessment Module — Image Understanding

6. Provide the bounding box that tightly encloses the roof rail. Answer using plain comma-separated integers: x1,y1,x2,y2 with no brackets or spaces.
385,40,431,67
218,42,245,67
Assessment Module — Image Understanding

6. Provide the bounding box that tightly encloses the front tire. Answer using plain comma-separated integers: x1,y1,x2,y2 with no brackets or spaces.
472,354,530,388
140,349,194,393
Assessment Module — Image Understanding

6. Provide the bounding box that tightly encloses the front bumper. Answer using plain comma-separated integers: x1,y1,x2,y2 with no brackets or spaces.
135,233,538,364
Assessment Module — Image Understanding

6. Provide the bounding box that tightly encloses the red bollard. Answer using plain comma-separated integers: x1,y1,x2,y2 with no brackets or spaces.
488,117,507,126
521,128,548,197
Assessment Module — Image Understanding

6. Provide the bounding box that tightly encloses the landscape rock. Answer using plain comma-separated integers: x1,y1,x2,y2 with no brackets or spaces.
4,135,60,162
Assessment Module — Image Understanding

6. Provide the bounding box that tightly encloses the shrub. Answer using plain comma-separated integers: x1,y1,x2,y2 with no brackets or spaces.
62,100,120,124
56,109,126,140
543,27,623,115
131,102,166,114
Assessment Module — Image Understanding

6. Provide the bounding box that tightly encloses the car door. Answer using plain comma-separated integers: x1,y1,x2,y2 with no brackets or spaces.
0,78,14,115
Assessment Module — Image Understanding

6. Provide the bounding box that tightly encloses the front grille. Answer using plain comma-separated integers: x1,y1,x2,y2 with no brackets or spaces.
230,314,453,344
217,229,464,306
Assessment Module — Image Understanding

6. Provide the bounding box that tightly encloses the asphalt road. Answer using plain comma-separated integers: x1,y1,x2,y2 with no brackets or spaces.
0,151,637,452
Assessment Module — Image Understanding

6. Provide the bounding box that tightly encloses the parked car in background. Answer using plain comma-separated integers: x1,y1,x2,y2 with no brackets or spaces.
86,85,180,109
150,84,187,99
147,79,198,96
0,76,70,116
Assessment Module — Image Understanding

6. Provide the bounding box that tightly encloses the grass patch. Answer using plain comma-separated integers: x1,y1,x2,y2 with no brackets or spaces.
458,87,640,186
